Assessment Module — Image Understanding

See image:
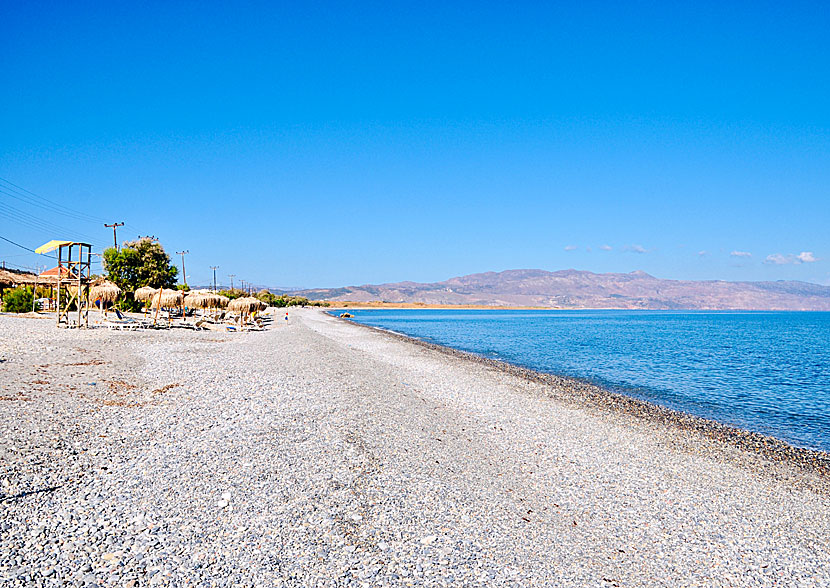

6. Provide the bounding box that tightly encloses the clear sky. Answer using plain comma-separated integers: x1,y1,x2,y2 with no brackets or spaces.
2,1,828,288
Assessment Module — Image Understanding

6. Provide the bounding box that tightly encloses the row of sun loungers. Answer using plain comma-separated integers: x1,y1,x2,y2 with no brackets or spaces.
90,309,272,332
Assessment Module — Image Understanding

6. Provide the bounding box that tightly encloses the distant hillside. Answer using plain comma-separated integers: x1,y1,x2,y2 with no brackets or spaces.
292,269,830,310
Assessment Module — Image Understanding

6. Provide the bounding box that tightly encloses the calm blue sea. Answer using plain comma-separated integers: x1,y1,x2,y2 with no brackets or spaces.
342,309,830,452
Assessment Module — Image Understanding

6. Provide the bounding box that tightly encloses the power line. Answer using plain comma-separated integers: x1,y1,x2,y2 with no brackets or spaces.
0,201,104,246
0,234,56,259
0,177,108,224
0,190,106,246
0,261,42,273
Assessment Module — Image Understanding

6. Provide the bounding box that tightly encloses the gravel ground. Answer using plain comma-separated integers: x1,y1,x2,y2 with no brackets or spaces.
1,309,828,587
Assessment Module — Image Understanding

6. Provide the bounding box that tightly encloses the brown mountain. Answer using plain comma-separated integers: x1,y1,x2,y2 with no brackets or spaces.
293,269,830,310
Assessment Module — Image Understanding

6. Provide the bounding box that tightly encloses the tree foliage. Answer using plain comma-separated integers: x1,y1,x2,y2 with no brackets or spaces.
217,288,245,300
254,289,328,307
103,238,178,310
1,286,34,313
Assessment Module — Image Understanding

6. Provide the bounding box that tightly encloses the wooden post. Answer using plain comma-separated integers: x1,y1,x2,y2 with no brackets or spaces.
32,274,38,313
56,246,62,327
153,288,162,327
85,244,91,327
77,245,83,328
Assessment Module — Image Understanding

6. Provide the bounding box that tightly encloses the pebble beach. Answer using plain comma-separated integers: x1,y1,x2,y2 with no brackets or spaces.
2,309,829,587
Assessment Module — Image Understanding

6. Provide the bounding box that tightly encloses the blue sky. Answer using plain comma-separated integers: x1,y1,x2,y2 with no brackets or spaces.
2,1,828,288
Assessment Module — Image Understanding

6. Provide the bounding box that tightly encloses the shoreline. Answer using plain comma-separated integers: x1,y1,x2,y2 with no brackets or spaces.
324,303,830,311
338,314,830,481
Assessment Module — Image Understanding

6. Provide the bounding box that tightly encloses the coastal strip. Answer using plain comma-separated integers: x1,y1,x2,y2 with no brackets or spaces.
339,314,830,482
2,309,829,586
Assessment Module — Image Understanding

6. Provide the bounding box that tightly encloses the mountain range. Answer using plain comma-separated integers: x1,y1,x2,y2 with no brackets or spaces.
291,269,830,310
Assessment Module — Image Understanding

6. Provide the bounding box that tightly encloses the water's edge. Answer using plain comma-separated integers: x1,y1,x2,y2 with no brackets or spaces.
331,312,830,482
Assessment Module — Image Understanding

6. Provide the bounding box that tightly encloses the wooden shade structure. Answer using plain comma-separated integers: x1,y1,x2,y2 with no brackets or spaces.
35,241,92,328
89,280,121,304
228,297,261,313
134,286,156,302
227,296,263,328
89,280,121,317
150,289,184,309
0,269,39,286
184,292,205,308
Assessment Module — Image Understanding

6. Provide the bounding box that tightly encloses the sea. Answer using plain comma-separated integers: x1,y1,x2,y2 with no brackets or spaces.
340,309,830,453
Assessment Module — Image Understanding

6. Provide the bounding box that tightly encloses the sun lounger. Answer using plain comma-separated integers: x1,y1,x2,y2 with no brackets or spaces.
103,316,142,330
102,309,153,330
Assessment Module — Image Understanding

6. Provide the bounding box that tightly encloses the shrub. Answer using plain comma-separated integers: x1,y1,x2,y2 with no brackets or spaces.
217,288,244,300
2,286,34,313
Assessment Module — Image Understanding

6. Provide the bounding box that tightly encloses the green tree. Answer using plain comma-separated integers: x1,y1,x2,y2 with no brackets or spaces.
217,288,244,300
1,286,34,313
103,238,178,310
255,289,279,306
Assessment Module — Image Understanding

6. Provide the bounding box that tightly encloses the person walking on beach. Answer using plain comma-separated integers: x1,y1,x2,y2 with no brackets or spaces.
285,312,289,322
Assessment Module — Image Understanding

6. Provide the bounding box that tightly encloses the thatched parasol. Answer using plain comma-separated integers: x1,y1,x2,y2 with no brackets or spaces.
195,293,219,308
150,288,184,309
228,296,261,314
216,295,229,308
184,292,206,309
0,270,16,287
0,269,39,286
89,280,121,304
134,286,156,302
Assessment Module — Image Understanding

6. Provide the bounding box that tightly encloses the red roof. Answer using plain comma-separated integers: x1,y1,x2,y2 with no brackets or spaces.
39,266,78,279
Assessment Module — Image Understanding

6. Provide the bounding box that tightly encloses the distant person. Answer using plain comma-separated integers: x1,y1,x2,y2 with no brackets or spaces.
285,312,289,322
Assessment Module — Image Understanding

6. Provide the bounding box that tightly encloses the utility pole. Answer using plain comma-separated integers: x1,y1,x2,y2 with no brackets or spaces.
210,266,218,291
229,274,236,291
104,222,124,249
177,250,189,288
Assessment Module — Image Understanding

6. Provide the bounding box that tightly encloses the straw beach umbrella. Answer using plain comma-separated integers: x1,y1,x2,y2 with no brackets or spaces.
184,292,205,309
90,280,121,316
228,296,260,314
228,296,263,327
90,281,121,302
200,293,220,307
149,288,184,326
134,285,156,317
198,293,221,316
134,286,156,302
150,288,184,308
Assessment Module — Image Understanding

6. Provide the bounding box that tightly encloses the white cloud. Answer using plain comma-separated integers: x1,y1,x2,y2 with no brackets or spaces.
623,244,648,254
730,251,752,258
585,246,592,252
564,245,578,251
600,244,612,251
765,251,820,265
764,254,790,265
698,250,707,256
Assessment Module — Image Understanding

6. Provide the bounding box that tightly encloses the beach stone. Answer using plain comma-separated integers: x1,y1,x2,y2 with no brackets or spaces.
0,310,828,586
